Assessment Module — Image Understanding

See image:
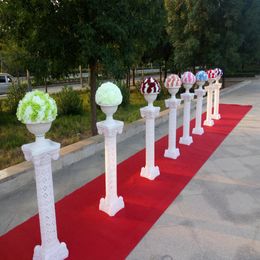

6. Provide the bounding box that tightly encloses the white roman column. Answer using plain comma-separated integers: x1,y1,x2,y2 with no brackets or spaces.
97,106,124,217
212,79,222,120
179,84,194,145
22,140,69,260
203,80,215,126
140,94,160,180
164,88,181,159
192,81,206,135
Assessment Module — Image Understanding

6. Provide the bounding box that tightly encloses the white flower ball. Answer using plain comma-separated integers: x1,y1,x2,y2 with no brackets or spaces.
95,82,123,106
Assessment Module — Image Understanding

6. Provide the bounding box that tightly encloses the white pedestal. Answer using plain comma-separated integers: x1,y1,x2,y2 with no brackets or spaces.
140,105,160,180
22,140,69,260
164,98,181,159
179,92,194,145
97,120,124,216
212,81,222,120
203,83,215,126
192,86,206,135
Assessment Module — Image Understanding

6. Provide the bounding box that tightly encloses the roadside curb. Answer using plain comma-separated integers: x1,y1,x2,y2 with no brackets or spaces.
0,79,252,197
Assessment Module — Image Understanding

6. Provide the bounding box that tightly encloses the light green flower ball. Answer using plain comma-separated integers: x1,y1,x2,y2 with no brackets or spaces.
95,82,123,106
16,90,57,124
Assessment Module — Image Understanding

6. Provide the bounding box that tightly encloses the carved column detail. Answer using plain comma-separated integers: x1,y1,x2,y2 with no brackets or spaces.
212,81,222,120
192,87,206,135
22,141,68,260
140,105,160,180
97,120,124,216
179,93,194,145
164,98,181,159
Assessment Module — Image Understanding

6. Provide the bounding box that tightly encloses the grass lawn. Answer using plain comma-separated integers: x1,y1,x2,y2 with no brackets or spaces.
0,89,168,170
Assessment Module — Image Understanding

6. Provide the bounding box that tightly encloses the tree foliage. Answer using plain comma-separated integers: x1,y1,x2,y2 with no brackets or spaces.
165,0,260,72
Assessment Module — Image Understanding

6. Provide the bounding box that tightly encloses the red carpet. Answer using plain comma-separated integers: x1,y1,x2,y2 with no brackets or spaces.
0,104,252,260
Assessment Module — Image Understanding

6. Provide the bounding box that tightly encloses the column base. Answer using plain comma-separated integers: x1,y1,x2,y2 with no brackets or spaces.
203,119,214,127
99,195,124,217
164,148,180,159
33,241,68,260
192,127,204,135
140,165,160,180
179,136,193,146
212,114,221,120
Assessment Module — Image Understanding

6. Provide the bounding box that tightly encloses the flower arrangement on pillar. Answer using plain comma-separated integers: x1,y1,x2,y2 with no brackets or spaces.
192,71,208,135
17,90,69,260
164,74,182,159
203,69,216,126
212,68,223,120
95,82,125,216
140,77,161,180
179,71,196,146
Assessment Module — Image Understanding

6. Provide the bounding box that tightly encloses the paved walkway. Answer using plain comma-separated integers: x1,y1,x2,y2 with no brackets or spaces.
128,79,260,260
0,79,260,259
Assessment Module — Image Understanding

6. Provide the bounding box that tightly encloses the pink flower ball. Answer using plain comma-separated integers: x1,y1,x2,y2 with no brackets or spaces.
140,77,161,94
207,69,216,79
181,71,196,85
164,74,182,88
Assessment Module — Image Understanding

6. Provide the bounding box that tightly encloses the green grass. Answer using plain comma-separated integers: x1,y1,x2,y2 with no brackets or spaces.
0,90,168,170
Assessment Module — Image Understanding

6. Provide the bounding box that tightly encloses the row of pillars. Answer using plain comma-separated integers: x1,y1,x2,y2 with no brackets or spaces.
21,78,221,259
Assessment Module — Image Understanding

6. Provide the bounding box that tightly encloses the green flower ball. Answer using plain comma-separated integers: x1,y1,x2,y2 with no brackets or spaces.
16,90,57,124
95,82,123,106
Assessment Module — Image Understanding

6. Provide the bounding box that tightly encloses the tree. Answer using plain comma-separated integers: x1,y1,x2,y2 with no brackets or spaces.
69,0,166,135
165,0,221,71
1,0,165,135
1,0,80,83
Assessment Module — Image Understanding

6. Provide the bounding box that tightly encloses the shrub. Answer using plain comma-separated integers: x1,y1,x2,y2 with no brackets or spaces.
56,86,84,115
116,80,130,107
6,83,28,114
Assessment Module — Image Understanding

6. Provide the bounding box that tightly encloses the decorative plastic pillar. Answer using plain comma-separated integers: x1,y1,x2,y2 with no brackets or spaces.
140,94,160,180
22,139,68,260
192,81,206,135
212,79,222,120
179,84,194,145
97,105,124,216
164,88,181,159
203,79,215,127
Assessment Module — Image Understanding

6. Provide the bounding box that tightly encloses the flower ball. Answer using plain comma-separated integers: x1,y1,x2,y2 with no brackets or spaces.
17,90,57,124
207,69,216,79
164,74,182,88
214,68,223,78
196,70,208,82
140,77,161,94
181,71,196,85
95,82,123,106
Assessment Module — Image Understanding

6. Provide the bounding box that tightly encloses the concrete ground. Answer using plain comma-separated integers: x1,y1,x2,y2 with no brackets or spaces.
0,79,260,259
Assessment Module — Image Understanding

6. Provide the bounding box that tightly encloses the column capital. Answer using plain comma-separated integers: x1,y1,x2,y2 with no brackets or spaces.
22,140,60,166
165,98,181,109
180,93,194,102
213,82,222,90
195,88,206,98
97,120,124,137
140,106,160,119
204,85,215,91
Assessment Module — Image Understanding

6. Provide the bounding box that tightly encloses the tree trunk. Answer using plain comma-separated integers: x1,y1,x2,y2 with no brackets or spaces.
159,65,162,82
27,69,32,92
132,68,135,86
44,78,48,93
89,60,98,136
88,65,91,88
164,60,168,82
16,69,20,85
79,65,83,88
126,69,130,88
